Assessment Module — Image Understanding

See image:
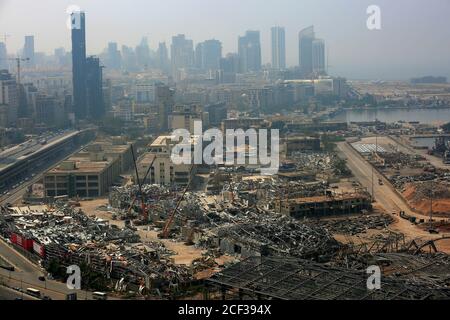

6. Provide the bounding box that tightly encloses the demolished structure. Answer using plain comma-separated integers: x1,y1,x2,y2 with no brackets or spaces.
0,202,195,293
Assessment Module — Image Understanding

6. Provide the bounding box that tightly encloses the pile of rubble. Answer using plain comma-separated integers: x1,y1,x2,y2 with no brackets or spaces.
195,209,341,261
390,172,438,191
222,179,329,205
109,184,175,209
332,252,450,289
313,214,395,236
2,202,197,289
18,204,139,245
290,152,340,172
378,152,425,169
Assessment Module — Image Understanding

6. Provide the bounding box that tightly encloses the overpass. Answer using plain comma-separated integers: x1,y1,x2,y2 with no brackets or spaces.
0,129,95,195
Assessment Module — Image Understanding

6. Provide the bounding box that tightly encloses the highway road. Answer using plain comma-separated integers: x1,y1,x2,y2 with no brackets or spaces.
0,131,73,161
0,285,38,300
337,141,442,240
0,238,93,300
0,140,89,205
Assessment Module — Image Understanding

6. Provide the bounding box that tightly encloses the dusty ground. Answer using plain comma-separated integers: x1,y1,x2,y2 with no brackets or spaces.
403,184,450,218
351,81,450,102
137,229,205,265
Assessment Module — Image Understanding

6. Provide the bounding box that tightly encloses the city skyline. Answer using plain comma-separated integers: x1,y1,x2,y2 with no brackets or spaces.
1,0,450,79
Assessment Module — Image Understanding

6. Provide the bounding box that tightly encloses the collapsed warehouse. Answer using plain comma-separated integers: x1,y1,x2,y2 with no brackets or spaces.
105,179,450,300
0,203,196,293
106,178,382,270
207,254,450,300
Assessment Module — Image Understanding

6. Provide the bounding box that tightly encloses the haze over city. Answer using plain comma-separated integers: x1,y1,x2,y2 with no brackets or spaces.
1,0,450,79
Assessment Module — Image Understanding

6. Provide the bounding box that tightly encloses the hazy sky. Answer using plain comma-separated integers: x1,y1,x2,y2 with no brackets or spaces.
1,0,450,80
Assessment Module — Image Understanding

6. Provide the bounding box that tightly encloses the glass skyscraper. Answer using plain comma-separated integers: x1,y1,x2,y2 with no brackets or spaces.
299,26,315,76
271,27,286,70
71,11,87,119
238,31,262,73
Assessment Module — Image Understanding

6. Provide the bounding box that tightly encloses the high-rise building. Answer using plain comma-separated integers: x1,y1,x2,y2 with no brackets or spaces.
21,82,38,120
103,79,112,112
23,35,35,67
333,77,349,98
136,37,151,69
195,39,222,71
155,84,175,132
107,42,121,70
220,53,239,73
116,97,133,121
55,47,70,67
171,34,194,71
312,39,326,74
0,70,19,126
86,56,104,118
169,104,204,134
135,82,155,104
218,53,239,83
71,11,87,119
157,42,170,73
204,102,227,127
0,42,7,70
271,27,286,70
238,31,262,73
121,45,138,72
35,94,57,125
298,26,315,76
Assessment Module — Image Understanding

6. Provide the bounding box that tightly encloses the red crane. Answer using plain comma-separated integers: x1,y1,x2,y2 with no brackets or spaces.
160,165,195,239
130,145,157,223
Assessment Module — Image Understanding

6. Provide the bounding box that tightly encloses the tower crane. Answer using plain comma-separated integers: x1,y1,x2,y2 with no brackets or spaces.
11,57,30,85
0,57,30,85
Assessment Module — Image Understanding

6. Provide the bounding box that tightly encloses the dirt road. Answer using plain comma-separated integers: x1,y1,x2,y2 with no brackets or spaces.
337,141,444,241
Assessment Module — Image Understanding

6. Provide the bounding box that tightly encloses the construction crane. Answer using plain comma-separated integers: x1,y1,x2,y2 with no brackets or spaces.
0,57,30,85
127,149,157,222
160,165,195,239
12,57,30,85
130,144,154,224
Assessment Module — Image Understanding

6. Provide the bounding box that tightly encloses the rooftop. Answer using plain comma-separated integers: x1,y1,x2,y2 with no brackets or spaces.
287,193,370,205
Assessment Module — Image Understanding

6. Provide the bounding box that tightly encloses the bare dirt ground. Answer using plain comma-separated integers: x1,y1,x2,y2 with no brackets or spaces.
137,229,205,265
403,184,450,218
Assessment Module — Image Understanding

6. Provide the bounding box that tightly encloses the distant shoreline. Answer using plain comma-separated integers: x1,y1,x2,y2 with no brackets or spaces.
341,105,450,111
